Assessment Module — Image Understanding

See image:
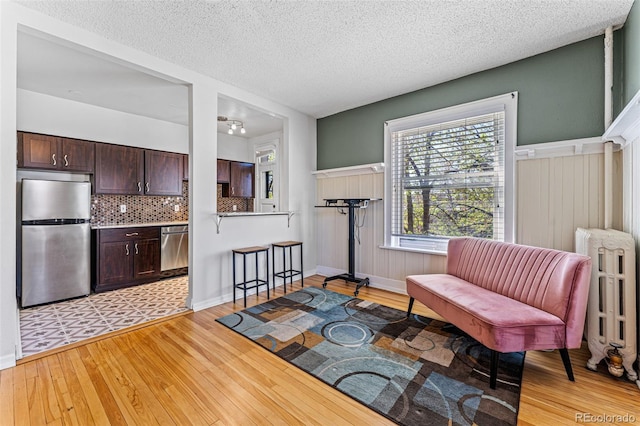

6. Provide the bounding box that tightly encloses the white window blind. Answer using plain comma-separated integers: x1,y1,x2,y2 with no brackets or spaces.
390,111,505,244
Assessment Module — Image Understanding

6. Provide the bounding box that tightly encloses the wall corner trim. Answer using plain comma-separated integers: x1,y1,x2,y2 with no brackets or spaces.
604,89,640,148
312,162,385,178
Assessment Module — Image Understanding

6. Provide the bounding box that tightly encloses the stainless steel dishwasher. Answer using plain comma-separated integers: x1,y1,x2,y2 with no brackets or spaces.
161,225,188,271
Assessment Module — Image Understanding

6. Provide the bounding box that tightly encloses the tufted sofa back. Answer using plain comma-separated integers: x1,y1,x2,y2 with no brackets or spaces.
446,237,592,347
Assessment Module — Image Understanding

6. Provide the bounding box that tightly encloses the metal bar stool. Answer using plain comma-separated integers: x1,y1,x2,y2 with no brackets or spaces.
272,241,303,293
232,246,270,307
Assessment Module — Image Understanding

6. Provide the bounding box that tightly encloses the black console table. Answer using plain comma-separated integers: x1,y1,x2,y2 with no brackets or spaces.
315,198,380,296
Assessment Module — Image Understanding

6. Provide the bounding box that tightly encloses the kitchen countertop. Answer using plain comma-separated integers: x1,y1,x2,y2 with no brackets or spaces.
91,221,188,230
215,211,291,216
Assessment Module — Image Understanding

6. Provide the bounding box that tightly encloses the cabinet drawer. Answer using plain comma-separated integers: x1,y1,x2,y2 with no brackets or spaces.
98,226,159,243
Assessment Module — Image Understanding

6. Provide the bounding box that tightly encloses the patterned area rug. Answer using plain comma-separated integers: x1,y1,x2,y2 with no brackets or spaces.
216,287,524,425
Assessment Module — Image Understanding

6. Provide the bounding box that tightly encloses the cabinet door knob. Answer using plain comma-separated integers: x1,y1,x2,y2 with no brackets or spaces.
145,182,150,193
125,244,130,256
64,154,69,167
52,153,56,166
232,187,235,195
138,182,142,192
135,243,139,255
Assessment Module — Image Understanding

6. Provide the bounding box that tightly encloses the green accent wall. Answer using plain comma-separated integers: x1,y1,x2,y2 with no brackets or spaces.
318,36,606,170
623,0,640,106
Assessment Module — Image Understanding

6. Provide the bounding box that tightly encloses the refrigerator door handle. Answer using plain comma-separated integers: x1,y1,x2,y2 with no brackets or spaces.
126,243,130,256
52,153,56,166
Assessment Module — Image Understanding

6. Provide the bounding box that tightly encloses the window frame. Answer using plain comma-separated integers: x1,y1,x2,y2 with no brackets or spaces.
383,92,518,254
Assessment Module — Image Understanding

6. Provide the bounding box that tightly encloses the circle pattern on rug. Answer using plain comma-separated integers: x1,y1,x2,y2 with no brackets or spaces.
322,321,373,347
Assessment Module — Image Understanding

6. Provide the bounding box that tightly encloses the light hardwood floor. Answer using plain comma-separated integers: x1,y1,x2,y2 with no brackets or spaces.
1,275,638,425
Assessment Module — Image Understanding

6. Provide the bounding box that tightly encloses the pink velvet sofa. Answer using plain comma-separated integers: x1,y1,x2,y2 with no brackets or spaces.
406,237,592,389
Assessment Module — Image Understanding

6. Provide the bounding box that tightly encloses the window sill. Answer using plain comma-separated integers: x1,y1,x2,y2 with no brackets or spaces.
379,245,447,256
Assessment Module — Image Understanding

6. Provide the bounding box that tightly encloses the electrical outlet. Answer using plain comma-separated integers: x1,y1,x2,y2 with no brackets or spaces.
120,204,126,213
232,205,237,211
174,205,180,212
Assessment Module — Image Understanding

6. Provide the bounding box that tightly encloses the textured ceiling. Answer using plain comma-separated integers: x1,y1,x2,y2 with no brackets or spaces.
16,0,634,119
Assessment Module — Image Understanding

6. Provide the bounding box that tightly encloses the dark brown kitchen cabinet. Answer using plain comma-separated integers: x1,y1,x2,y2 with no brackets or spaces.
93,226,161,292
18,132,95,172
217,159,230,183
145,150,183,195
94,143,183,196
94,143,144,195
183,154,189,180
223,161,255,198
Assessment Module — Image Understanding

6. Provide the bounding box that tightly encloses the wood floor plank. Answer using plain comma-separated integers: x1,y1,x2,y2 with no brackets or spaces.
36,356,69,424
43,354,79,425
55,351,97,426
11,365,30,426
85,340,168,425
95,339,177,426
5,275,639,425
129,326,245,425
76,345,127,425
23,361,46,425
0,368,16,425
108,330,210,426
123,328,223,425
147,326,273,425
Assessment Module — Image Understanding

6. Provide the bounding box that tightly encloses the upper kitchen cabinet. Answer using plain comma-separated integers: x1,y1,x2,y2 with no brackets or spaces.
144,150,183,195
95,143,144,195
95,143,183,196
222,161,255,198
217,159,230,183
183,154,189,181
17,132,95,173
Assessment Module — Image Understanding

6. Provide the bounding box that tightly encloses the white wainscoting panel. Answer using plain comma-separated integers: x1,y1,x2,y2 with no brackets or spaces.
517,152,622,251
316,173,447,294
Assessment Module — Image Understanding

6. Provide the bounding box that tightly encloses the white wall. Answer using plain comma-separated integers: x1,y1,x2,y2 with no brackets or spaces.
0,2,317,369
0,2,19,370
18,89,189,153
217,133,252,162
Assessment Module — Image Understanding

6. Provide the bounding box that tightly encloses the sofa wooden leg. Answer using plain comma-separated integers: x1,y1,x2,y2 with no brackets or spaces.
559,348,575,381
407,297,415,318
490,350,499,389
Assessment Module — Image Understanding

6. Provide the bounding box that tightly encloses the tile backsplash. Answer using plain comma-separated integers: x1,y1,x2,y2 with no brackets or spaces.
90,181,255,225
91,181,189,226
216,184,254,212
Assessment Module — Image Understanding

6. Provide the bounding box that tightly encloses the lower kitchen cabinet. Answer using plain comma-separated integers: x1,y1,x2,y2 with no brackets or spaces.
93,226,161,292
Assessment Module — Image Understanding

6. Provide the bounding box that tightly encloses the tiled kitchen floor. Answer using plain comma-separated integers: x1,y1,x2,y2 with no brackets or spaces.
19,275,189,358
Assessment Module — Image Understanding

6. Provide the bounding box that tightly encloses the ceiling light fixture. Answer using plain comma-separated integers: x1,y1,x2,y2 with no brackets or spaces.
217,116,246,135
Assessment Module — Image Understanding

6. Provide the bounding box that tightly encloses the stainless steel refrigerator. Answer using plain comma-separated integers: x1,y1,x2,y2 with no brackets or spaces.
20,179,91,307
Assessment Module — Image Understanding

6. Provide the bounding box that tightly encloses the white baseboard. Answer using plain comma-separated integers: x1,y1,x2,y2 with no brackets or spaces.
192,295,227,312
0,353,16,370
191,270,318,312
315,266,407,295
